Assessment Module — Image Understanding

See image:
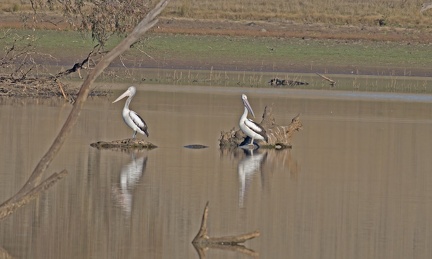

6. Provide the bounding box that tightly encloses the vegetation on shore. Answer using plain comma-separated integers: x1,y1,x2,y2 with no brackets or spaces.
3,29,432,74
1,28,432,95
1,0,431,29
168,0,432,30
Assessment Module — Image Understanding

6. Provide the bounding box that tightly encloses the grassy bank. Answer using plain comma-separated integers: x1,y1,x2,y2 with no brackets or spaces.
4,29,431,74
1,28,432,93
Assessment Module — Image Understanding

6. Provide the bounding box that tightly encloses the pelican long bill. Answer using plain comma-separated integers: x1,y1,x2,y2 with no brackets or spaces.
113,89,131,103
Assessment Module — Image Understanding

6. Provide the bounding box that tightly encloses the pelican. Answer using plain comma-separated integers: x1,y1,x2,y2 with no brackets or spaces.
112,86,149,138
239,94,268,146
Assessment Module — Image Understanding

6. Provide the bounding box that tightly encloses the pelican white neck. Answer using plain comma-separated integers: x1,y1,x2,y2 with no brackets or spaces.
241,94,255,118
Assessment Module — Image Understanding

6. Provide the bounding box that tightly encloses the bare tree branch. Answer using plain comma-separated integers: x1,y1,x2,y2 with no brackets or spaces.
51,44,100,79
0,170,68,220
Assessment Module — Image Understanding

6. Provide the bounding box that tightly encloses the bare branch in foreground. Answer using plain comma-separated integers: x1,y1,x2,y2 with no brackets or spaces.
0,0,170,219
0,170,68,220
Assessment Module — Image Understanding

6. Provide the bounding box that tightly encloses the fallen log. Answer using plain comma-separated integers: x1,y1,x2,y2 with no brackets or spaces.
90,139,157,150
219,105,302,149
192,202,260,257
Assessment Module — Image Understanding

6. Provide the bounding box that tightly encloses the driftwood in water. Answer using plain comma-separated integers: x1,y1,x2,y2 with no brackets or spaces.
90,139,157,150
219,105,302,149
192,202,260,258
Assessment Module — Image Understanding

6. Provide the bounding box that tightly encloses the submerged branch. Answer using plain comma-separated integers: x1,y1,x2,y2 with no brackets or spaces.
192,202,260,258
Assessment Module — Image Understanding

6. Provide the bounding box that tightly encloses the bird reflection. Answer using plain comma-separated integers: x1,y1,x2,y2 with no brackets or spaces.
112,152,147,216
238,148,267,208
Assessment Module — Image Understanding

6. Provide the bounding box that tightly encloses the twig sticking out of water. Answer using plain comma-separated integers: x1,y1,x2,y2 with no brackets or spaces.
192,202,260,258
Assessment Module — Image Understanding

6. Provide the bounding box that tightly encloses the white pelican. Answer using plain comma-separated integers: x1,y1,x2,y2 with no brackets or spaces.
113,86,149,138
239,94,268,146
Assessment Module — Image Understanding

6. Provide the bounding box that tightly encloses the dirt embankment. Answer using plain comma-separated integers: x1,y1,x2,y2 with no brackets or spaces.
1,12,432,44
155,17,432,44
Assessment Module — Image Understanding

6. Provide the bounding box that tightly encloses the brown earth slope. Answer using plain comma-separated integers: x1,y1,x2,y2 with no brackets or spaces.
1,12,432,43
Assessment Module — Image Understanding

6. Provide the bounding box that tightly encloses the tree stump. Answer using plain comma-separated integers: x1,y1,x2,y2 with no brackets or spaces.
219,105,302,149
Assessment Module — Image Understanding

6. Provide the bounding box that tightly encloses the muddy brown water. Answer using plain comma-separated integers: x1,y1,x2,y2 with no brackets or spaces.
1,84,432,258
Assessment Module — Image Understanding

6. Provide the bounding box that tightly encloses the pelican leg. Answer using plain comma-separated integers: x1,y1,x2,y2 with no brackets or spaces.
132,131,137,139
250,137,255,146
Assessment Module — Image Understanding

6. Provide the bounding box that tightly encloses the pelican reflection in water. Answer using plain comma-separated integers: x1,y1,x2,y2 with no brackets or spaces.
113,86,149,139
239,94,268,147
238,148,267,208
112,153,148,215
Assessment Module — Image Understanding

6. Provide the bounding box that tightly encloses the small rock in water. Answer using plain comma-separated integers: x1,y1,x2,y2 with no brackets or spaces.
184,144,208,149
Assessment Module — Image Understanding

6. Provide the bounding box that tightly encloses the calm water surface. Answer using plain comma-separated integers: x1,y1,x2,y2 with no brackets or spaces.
1,85,432,258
